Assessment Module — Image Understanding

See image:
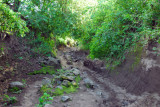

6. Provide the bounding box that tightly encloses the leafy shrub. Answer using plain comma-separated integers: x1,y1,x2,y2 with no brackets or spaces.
2,95,17,106
79,0,160,67
36,93,53,107
8,87,22,94
0,2,28,37
26,32,56,56
19,0,77,38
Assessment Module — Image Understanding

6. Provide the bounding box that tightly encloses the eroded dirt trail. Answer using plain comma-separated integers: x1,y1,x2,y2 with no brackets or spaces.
12,47,160,107
57,47,160,107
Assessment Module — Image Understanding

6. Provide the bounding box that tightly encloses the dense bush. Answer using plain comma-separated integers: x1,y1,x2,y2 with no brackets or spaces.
19,0,78,37
0,1,28,37
17,0,79,56
79,0,160,66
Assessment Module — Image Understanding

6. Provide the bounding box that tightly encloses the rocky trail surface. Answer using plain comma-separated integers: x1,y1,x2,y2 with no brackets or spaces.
5,47,160,107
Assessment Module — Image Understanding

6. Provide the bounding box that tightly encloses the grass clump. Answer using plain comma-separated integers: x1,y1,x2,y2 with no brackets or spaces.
28,66,56,75
2,95,17,106
8,87,22,94
36,93,53,107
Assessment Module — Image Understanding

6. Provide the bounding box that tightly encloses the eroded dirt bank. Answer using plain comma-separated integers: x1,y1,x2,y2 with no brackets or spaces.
56,45,160,107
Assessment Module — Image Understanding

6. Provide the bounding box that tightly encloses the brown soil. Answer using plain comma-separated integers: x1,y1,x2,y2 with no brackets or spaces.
0,35,46,105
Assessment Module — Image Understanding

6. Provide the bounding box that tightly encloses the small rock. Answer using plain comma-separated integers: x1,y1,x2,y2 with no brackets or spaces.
48,57,60,65
61,96,71,102
52,74,56,78
64,66,73,71
42,78,52,87
9,81,25,89
83,78,95,89
122,100,129,106
56,86,63,90
62,80,70,87
96,91,103,96
63,104,71,107
56,80,62,85
71,68,80,76
72,58,79,62
37,57,45,62
37,57,48,65
81,72,88,79
42,78,52,85
61,76,74,81
38,57,61,68
64,72,73,76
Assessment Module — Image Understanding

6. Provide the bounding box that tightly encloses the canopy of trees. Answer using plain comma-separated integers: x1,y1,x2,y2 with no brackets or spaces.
0,0,160,67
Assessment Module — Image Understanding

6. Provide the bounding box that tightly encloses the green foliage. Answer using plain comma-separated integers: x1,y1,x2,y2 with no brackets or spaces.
36,93,53,107
18,0,78,57
22,79,27,86
40,85,53,95
28,66,56,75
26,32,56,56
40,73,81,97
53,85,78,96
2,95,17,106
41,78,80,97
19,0,77,37
75,75,81,83
78,0,160,68
0,1,28,37
8,87,22,94
2,0,160,69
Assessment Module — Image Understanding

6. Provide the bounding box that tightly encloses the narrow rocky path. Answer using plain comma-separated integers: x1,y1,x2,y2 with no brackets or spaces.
10,47,160,107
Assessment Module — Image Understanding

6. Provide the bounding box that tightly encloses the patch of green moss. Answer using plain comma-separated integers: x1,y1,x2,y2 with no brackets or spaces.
28,66,56,75
40,85,53,95
40,75,81,97
52,85,79,96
